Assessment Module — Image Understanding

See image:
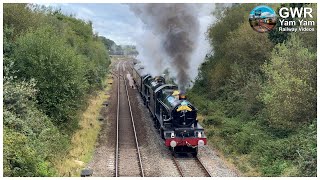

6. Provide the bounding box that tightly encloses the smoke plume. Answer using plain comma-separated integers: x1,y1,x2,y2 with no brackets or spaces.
130,4,214,90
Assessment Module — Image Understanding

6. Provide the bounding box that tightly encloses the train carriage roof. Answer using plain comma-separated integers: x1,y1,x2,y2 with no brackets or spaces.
154,84,178,93
133,64,149,77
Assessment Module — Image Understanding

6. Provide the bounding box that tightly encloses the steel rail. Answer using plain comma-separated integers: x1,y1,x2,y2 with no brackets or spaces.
115,61,120,177
172,156,184,177
196,156,212,177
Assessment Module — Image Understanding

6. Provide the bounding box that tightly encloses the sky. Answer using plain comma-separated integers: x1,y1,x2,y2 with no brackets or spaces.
41,3,143,45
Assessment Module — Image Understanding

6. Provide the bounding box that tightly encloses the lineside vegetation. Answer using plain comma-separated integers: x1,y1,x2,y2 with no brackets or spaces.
3,4,111,176
188,3,316,176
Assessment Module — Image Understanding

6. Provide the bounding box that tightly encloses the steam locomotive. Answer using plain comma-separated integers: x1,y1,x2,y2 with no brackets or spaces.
132,64,207,156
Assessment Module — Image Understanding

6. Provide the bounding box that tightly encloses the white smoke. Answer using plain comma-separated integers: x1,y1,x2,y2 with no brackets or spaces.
189,5,216,84
134,29,170,77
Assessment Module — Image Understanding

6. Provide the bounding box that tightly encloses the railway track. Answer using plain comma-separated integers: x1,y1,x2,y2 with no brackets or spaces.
115,61,144,177
127,60,211,177
115,61,210,177
172,154,211,177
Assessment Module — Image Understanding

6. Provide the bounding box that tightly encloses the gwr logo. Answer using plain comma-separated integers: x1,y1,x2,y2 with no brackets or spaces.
279,7,313,18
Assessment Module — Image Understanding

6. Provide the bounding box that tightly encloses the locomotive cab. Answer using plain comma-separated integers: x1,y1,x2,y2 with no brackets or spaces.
145,77,167,116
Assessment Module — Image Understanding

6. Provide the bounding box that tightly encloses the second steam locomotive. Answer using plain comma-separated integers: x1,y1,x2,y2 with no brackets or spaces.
132,63,207,156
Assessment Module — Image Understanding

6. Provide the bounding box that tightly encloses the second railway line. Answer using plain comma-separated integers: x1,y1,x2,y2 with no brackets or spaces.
115,61,144,177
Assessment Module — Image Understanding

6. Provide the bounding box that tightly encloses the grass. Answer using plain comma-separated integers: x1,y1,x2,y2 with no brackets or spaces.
54,75,113,176
202,114,263,176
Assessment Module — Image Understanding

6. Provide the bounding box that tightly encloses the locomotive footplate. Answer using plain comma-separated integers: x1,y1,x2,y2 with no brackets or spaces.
165,137,207,147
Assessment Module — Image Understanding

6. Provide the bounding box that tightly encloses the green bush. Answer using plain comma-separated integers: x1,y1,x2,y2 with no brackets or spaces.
249,120,316,177
82,40,110,90
203,115,223,126
292,119,317,176
188,4,316,176
3,26,15,57
208,3,256,53
218,119,241,140
12,26,88,126
233,122,262,154
3,4,44,36
3,122,57,177
261,160,290,177
3,68,67,176
260,35,316,130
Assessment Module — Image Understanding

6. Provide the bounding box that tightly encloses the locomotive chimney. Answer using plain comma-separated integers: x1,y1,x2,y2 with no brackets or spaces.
179,91,187,100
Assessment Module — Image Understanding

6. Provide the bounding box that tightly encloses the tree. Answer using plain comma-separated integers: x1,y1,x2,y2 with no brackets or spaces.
3,4,45,37
12,26,88,126
3,60,67,176
3,3,112,176
260,35,316,130
99,36,116,51
208,3,256,54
